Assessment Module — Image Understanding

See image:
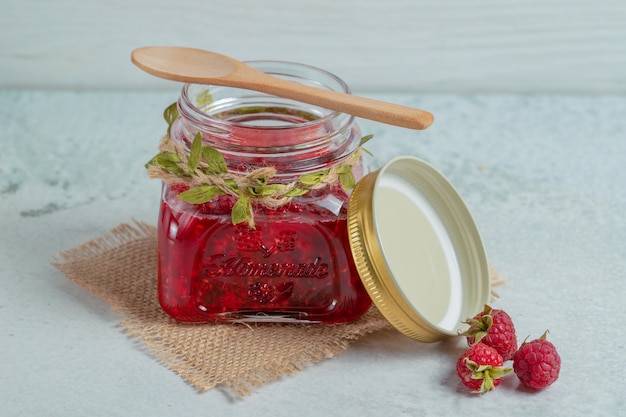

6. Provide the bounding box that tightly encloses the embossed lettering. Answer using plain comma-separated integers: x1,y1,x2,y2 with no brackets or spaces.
203,255,329,279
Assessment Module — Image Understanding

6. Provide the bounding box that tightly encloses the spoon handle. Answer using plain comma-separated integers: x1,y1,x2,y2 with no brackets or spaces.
230,69,434,130
131,46,434,130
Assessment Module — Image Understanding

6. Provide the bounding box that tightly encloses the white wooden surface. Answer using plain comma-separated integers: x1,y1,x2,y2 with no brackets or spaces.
2,0,625,94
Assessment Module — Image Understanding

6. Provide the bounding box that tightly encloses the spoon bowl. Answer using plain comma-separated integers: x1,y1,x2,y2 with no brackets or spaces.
131,46,434,130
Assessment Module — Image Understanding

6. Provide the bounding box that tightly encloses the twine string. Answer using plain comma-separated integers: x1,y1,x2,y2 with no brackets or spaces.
147,135,361,210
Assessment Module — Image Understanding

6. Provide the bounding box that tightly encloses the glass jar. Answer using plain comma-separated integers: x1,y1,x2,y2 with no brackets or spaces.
157,61,372,324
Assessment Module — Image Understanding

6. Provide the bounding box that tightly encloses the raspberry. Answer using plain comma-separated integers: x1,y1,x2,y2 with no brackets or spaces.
513,331,561,390
170,183,190,194
456,343,512,394
276,230,297,252
248,282,274,304
461,304,518,361
235,225,262,251
247,282,294,304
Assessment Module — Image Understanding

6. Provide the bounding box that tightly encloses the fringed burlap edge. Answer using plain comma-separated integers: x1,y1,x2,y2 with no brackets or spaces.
52,221,392,396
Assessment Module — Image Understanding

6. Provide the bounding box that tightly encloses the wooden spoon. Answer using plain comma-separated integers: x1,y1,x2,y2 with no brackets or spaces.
131,46,434,130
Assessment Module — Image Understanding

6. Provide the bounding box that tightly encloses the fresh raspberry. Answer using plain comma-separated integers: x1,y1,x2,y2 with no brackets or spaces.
456,343,512,394
513,331,561,390
461,304,518,361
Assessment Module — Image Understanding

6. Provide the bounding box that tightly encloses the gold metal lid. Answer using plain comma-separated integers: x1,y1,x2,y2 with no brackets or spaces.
348,156,490,342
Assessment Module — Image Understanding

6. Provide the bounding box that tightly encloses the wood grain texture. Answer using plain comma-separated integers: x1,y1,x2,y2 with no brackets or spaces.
1,0,625,94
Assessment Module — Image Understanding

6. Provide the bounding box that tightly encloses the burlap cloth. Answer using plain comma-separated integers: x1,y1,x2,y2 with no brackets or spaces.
52,221,393,396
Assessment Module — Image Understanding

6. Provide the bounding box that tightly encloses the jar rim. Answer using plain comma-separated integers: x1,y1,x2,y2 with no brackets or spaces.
179,60,354,132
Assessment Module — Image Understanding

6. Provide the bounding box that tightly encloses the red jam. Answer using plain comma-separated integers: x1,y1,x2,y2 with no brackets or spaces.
158,183,372,323
155,61,372,324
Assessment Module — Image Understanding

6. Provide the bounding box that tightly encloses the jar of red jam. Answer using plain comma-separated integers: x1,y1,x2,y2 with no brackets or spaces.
156,61,372,324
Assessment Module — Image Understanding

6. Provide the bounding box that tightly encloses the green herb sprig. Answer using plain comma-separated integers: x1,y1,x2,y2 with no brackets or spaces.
146,98,373,227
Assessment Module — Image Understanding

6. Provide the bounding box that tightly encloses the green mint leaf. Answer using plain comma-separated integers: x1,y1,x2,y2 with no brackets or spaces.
202,145,228,174
177,185,224,204
339,170,356,190
145,152,185,175
300,170,329,185
253,184,285,197
224,179,239,192
361,147,374,157
231,196,251,225
163,102,179,134
187,133,202,173
196,89,214,108
336,164,352,174
359,134,374,147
